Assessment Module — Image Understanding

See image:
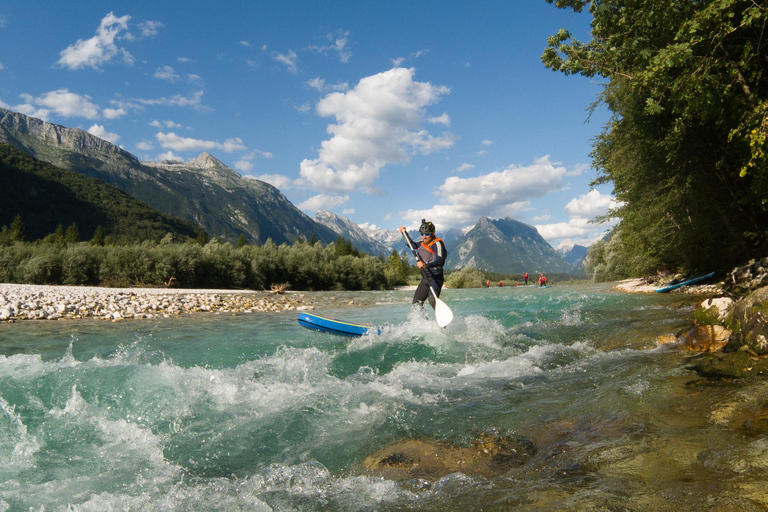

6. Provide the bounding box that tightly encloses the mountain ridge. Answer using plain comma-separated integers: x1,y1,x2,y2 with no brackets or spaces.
0,107,339,246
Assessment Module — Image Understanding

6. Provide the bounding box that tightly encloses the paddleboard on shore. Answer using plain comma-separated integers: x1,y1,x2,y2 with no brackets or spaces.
298,312,382,337
654,272,716,293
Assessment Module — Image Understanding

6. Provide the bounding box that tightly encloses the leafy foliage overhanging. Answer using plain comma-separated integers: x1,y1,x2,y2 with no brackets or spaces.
543,0,768,279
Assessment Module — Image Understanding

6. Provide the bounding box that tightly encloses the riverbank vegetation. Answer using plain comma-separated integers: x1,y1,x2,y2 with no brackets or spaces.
0,234,410,291
544,0,768,281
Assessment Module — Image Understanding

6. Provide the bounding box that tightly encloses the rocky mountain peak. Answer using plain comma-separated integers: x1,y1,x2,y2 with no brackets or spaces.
189,152,226,169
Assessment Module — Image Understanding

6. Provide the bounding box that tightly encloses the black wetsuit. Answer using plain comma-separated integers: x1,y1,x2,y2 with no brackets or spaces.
404,233,447,309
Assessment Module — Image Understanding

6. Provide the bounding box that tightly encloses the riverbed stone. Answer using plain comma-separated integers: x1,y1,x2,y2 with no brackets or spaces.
687,350,768,379
682,325,731,352
361,427,536,481
724,286,768,355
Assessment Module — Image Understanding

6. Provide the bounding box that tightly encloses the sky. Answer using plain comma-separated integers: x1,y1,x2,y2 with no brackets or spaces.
0,1,619,250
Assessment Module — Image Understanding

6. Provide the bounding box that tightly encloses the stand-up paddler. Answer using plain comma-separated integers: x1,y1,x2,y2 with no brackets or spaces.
399,219,447,311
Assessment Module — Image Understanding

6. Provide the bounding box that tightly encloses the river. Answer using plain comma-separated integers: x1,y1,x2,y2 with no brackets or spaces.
1,283,767,511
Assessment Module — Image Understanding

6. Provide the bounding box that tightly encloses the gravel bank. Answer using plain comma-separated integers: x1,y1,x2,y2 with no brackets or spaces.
0,283,322,322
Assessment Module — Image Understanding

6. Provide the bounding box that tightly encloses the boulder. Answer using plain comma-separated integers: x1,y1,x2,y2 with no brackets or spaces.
694,297,734,325
687,350,768,379
361,427,536,481
682,325,731,352
724,286,768,355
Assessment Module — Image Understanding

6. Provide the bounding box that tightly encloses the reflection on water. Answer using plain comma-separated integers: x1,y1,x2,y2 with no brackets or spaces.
1,284,767,511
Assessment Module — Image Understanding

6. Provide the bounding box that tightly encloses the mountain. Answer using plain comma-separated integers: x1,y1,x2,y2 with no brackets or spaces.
562,244,588,267
0,144,200,242
314,210,391,256
445,217,575,274
0,108,339,245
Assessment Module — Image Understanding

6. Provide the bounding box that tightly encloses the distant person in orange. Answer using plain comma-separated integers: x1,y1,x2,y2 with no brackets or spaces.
485,280,490,288
523,272,528,285
538,274,547,287
498,280,504,287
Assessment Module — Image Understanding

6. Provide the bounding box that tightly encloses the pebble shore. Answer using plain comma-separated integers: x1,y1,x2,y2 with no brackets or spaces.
0,283,323,322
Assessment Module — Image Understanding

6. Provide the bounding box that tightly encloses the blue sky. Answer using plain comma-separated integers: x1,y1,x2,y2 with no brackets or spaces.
0,1,618,249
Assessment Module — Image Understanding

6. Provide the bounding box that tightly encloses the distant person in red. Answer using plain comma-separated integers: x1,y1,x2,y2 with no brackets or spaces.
538,274,547,287
524,272,528,285
485,280,490,288
498,280,504,287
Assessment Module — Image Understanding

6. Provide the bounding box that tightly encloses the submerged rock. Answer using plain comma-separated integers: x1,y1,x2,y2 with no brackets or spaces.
686,350,768,380
361,427,536,481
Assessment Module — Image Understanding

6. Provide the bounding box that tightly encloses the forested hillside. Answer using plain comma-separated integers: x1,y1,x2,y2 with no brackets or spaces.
544,0,768,279
0,144,200,243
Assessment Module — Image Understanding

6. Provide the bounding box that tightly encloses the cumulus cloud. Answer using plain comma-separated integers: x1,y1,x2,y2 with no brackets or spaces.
428,112,450,126
535,189,621,245
399,156,568,229
299,67,455,194
57,12,133,70
134,90,208,111
17,89,100,119
156,132,247,153
137,20,163,38
136,140,154,151
87,124,120,144
102,107,126,119
298,194,350,212
248,173,293,190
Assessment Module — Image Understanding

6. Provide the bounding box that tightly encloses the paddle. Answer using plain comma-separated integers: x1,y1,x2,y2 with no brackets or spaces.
401,229,454,328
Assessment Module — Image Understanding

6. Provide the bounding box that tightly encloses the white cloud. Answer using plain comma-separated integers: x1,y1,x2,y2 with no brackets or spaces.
309,31,352,63
87,124,120,144
299,67,455,194
481,140,493,145
156,150,184,162
0,61,4,70
102,107,126,119
566,162,589,177
150,119,182,129
57,12,133,70
156,132,248,154
249,173,293,190
136,141,154,151
564,189,620,218
399,156,568,229
154,65,180,82
298,194,350,212
239,40,252,47
428,112,450,126
535,189,621,246
135,91,207,111
137,20,163,38
453,163,475,173
19,89,100,119
307,77,348,93
273,50,298,73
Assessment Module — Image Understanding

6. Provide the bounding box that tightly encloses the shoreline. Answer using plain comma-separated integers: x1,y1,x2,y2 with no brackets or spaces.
0,283,329,322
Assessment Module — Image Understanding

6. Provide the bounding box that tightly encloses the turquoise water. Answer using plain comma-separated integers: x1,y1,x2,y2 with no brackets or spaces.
2,283,767,511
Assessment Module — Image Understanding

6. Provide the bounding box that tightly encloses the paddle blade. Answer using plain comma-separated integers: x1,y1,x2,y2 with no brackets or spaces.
434,298,453,328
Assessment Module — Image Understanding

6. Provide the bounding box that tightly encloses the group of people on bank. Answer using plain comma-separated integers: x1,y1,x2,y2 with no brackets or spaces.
484,272,547,288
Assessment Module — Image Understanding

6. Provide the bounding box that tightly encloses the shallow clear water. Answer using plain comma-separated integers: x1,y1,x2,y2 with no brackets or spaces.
1,283,767,511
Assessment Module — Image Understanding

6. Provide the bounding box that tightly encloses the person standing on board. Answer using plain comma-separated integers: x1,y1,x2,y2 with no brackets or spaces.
538,274,547,287
524,272,529,285
399,220,447,312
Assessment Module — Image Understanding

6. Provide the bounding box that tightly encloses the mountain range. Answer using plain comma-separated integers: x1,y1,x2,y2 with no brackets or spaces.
1,107,587,274
0,108,338,246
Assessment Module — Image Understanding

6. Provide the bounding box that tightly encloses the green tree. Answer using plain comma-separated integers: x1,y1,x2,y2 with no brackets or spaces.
196,230,209,246
91,226,105,246
237,234,248,248
9,214,25,242
543,0,768,275
64,223,80,244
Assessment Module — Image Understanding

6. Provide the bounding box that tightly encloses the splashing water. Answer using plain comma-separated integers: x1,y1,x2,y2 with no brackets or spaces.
1,284,766,511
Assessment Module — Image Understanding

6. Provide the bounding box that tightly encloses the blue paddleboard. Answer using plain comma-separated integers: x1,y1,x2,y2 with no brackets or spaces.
298,312,382,337
654,272,716,293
